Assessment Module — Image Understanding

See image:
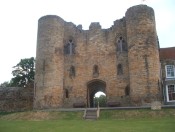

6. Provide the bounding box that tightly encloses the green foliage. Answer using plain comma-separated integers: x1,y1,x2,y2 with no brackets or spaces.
10,57,35,87
94,95,107,107
0,81,11,87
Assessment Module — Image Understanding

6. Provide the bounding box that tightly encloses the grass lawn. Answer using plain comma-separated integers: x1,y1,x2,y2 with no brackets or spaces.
0,109,175,132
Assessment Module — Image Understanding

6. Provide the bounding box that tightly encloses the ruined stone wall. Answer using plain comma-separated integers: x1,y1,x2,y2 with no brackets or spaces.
35,4,160,109
0,87,33,112
126,5,160,105
62,17,130,107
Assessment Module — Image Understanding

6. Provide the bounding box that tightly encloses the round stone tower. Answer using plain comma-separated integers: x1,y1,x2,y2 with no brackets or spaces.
126,5,160,105
34,15,65,109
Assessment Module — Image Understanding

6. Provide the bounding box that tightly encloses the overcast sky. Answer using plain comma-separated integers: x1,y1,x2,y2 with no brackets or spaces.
0,0,175,84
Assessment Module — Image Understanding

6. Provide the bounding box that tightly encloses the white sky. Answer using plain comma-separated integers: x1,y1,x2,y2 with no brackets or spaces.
0,0,175,84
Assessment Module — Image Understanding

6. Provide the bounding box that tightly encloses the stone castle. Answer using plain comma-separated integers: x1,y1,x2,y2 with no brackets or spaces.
33,4,162,109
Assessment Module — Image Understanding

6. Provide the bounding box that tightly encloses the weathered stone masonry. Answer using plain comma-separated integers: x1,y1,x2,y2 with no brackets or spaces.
0,87,33,112
34,4,160,109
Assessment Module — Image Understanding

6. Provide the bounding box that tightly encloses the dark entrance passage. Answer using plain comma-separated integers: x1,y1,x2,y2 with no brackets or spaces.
87,79,106,108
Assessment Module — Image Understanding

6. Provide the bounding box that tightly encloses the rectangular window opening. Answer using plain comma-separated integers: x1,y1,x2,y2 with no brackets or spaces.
165,65,175,78
167,84,175,102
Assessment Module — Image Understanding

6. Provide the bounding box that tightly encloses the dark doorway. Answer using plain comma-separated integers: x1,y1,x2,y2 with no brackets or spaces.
87,80,106,108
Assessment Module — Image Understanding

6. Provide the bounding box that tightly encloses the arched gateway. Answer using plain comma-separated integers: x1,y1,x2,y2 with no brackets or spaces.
87,80,106,108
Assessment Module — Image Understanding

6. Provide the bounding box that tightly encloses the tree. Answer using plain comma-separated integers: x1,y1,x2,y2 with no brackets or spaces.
10,57,35,87
94,95,107,107
0,81,11,87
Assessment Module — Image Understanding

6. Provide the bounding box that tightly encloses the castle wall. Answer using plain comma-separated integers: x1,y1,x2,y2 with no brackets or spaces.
0,87,33,112
34,16,65,109
126,5,160,105
62,19,130,107
34,4,161,109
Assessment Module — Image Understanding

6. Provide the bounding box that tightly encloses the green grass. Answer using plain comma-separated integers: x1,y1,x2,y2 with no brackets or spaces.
0,109,175,132
0,118,175,132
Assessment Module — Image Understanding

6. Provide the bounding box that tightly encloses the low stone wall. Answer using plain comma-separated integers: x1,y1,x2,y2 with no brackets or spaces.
0,87,33,112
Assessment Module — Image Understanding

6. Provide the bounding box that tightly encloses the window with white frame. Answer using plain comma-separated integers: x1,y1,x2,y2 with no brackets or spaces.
165,65,175,78
166,84,175,102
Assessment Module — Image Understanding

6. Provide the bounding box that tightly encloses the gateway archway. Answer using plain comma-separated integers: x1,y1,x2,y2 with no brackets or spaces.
87,80,106,108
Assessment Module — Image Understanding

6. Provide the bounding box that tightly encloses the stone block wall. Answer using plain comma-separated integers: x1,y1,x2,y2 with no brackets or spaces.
0,87,33,112
60,18,130,107
34,4,161,109
34,16,65,109
126,5,160,105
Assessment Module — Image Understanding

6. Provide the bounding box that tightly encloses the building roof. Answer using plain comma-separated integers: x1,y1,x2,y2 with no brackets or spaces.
159,47,175,60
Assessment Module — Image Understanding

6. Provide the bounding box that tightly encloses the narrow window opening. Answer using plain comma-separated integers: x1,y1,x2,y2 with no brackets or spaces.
65,89,69,98
125,85,130,96
69,40,73,55
117,37,127,52
69,39,72,43
122,40,127,51
64,39,75,55
117,64,123,75
93,65,99,77
69,66,75,78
